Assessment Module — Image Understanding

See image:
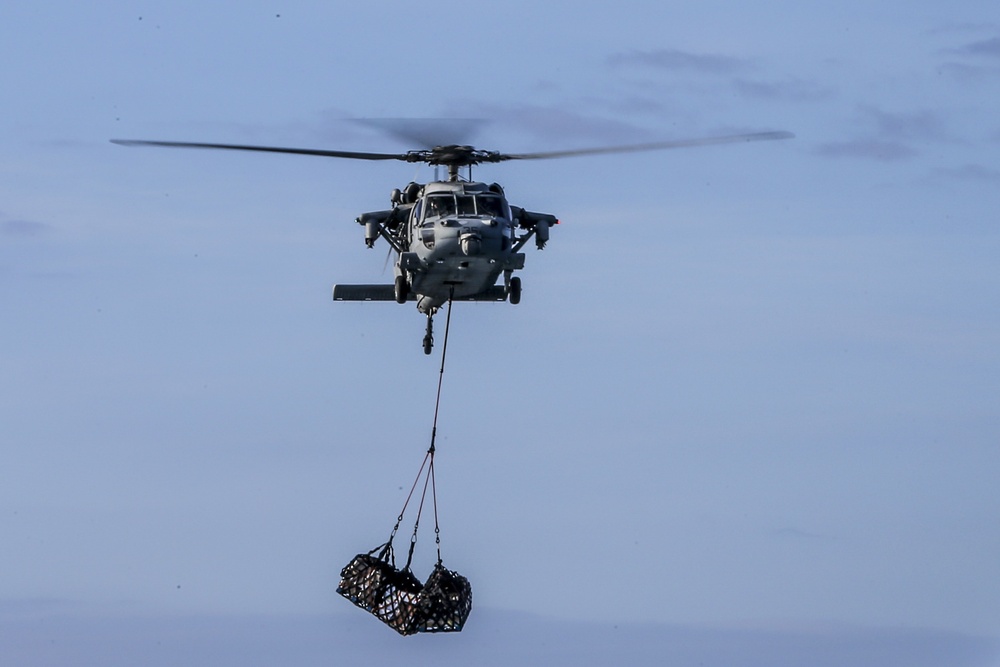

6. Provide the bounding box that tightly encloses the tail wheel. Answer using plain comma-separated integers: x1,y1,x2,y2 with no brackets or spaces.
394,275,409,304
509,276,522,305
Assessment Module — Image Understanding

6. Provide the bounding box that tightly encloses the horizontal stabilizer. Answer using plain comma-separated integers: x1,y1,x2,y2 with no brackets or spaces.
332,284,400,301
332,284,508,302
462,286,507,301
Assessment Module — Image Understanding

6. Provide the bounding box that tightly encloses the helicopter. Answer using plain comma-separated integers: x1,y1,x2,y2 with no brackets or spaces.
112,128,793,354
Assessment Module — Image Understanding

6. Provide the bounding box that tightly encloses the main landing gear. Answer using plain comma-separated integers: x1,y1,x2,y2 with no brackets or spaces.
394,275,409,304
508,276,521,305
502,270,522,306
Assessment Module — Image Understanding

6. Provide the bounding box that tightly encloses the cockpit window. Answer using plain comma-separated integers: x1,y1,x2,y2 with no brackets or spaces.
476,195,505,218
426,195,455,218
457,195,476,216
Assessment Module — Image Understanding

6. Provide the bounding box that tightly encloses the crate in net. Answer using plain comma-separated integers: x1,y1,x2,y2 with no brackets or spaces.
411,563,472,633
337,549,425,635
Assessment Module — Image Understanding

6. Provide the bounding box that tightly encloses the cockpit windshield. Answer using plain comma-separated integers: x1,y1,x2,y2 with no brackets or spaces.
423,193,509,220
476,195,505,218
426,195,455,218
457,195,476,216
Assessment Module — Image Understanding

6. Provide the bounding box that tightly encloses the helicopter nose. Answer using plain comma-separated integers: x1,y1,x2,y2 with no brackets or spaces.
459,232,482,256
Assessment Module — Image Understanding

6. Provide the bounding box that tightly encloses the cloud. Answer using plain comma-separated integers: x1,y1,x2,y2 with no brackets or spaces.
934,163,1000,183
593,93,673,116
814,140,916,161
927,22,1000,37
814,106,952,162
936,61,1000,82
857,106,950,142
608,48,750,75
1,218,51,238
770,526,830,541
733,77,834,102
937,36,1000,81
955,36,1000,58
608,50,832,106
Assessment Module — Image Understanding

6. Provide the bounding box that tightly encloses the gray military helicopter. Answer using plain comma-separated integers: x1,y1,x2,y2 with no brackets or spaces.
113,127,792,354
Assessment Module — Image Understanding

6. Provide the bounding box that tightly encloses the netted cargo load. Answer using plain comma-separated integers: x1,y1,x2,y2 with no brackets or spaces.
336,444,472,635
336,545,471,635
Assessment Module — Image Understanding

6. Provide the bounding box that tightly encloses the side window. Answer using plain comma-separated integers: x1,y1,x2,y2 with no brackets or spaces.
477,195,504,218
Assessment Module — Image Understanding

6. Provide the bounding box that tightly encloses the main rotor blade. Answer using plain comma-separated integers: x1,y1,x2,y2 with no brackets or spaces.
112,129,794,168
500,130,794,161
110,139,409,161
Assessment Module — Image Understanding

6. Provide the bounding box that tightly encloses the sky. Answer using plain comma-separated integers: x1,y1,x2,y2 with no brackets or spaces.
2,1,1000,665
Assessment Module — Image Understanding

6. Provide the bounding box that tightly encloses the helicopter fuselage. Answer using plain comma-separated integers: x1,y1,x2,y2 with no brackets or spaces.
401,181,520,312
343,179,556,316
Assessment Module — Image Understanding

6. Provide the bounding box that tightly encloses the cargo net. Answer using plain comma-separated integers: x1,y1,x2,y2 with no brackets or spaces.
336,446,472,635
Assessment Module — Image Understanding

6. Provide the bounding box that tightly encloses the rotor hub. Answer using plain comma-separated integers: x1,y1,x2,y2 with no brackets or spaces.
405,146,505,168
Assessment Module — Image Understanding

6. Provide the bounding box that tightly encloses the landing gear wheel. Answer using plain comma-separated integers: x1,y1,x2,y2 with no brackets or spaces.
394,275,409,304
423,335,433,355
508,276,522,305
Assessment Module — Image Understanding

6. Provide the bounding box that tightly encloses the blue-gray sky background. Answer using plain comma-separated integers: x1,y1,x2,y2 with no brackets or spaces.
2,1,999,665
